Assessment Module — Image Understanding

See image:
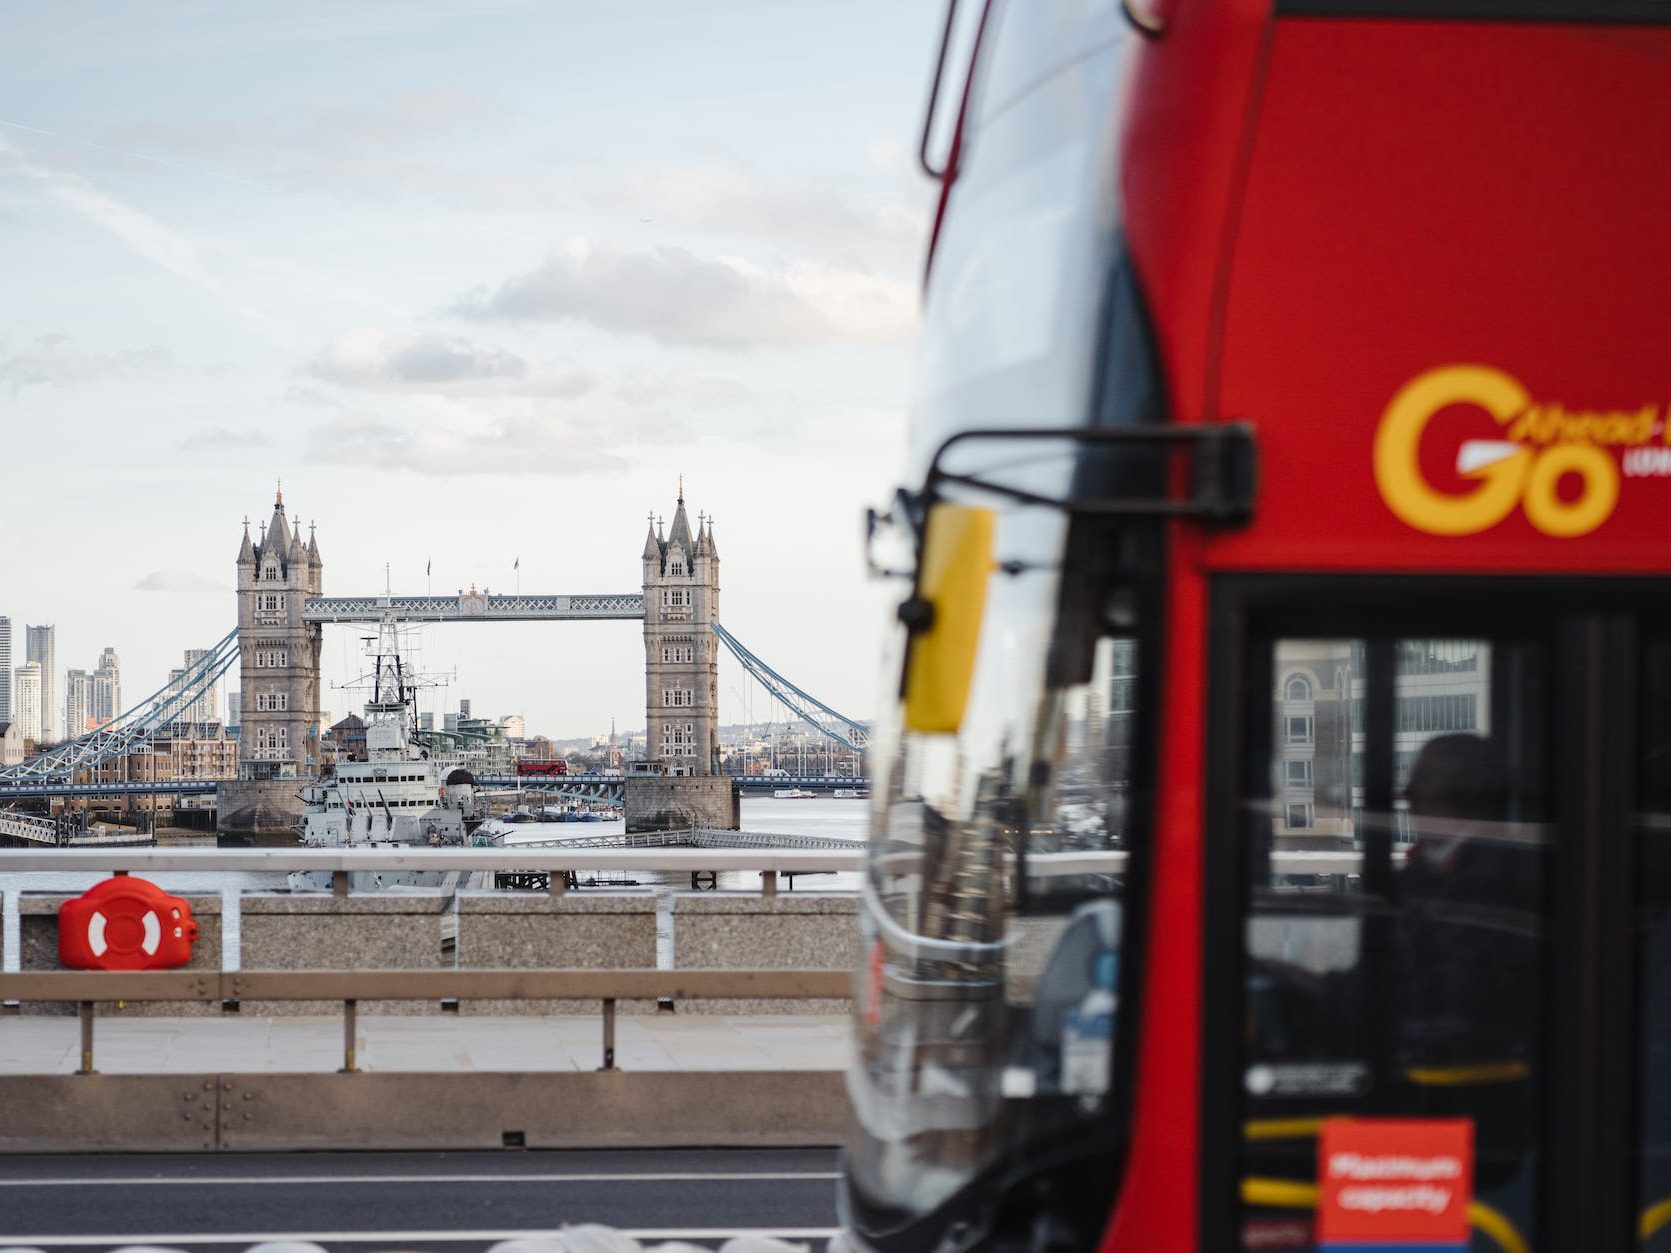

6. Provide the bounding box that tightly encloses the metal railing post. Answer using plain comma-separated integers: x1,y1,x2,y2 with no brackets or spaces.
77,1001,96,1074
341,999,358,1072
600,997,616,1070
332,870,349,898
762,870,778,900
548,869,566,898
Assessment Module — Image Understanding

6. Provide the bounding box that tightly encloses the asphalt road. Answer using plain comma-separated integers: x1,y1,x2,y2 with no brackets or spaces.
0,1148,843,1251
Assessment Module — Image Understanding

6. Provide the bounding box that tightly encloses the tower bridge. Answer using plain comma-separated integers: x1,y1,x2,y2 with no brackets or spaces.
0,485,869,836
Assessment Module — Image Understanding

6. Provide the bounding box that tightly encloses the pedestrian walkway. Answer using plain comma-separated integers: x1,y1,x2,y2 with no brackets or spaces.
0,1013,850,1075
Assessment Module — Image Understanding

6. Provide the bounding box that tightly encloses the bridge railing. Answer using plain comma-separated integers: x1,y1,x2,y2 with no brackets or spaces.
0,967,850,1075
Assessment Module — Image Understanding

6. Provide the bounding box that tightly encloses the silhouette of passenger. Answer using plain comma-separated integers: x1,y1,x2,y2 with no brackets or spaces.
1398,732,1541,1195
1399,732,1540,1068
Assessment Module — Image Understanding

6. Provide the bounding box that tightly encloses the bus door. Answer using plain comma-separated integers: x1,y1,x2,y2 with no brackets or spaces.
1202,579,1659,1253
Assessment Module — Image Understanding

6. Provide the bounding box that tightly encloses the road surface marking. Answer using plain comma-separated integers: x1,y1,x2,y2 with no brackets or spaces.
0,1170,840,1187
1,1229,845,1246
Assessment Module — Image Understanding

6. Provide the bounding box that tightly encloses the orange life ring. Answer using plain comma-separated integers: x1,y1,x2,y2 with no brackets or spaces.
58,877,199,971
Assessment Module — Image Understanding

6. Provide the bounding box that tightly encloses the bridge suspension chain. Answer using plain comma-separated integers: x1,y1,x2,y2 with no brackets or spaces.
0,628,241,784
710,622,869,752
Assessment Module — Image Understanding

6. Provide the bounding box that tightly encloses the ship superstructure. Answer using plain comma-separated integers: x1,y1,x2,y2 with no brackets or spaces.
292,607,494,889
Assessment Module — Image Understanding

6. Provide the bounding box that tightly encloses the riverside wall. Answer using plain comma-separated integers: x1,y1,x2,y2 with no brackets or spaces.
623,775,739,832
215,780,304,843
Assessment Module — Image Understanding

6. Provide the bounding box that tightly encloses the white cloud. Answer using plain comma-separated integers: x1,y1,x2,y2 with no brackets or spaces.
303,412,632,477
134,571,227,593
0,134,269,327
0,334,170,394
182,425,271,451
455,238,916,349
583,161,928,271
304,328,592,398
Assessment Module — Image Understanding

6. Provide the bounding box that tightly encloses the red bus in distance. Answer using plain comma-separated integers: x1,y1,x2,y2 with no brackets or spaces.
513,760,569,777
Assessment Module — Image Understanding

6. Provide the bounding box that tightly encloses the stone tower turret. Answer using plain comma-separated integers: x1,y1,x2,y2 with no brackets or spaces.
234,483,324,781
641,483,720,776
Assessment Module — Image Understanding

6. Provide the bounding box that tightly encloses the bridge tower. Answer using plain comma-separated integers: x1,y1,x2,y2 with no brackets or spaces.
641,486,720,775
235,485,324,780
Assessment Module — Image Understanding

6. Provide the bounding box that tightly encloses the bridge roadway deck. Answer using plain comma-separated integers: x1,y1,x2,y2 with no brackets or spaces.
0,1147,842,1251
0,1011,850,1075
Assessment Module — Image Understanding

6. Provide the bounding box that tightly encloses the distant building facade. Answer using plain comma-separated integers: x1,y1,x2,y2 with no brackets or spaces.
167,647,221,725
0,617,12,724
25,625,54,742
92,647,121,726
64,669,94,738
640,487,720,776
0,721,21,767
13,662,41,749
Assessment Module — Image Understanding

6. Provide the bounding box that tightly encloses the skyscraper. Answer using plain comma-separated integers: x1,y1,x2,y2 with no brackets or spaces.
227,691,241,728
166,647,221,726
26,625,54,742
14,662,41,746
0,617,11,723
92,647,121,727
64,669,93,738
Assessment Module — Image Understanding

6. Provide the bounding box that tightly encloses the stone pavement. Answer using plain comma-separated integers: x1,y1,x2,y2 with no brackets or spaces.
0,1012,851,1075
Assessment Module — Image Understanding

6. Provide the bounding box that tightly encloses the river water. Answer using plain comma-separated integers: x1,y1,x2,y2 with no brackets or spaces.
0,796,870,971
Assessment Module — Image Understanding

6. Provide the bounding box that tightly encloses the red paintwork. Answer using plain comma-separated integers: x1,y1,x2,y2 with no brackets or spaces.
1106,2,1272,1248
58,877,199,971
1208,18,1671,573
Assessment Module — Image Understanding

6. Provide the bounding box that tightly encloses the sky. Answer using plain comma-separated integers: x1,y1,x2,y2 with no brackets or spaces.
0,1,942,740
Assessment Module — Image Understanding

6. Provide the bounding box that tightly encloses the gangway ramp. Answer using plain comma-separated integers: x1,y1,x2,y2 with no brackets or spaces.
499,828,862,853
0,809,60,847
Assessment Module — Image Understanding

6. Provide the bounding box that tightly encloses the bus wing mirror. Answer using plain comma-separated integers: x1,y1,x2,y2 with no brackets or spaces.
902,503,995,734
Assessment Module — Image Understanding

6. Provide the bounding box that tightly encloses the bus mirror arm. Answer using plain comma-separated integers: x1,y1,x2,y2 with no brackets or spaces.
863,487,930,580
917,422,1260,526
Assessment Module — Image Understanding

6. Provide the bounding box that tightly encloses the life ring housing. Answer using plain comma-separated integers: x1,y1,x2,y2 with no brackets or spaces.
58,877,199,971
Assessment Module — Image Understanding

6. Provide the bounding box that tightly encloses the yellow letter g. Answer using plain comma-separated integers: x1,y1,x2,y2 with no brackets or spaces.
1373,365,1532,536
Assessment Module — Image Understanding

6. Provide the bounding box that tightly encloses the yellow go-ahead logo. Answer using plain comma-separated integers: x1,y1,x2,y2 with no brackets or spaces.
1373,364,1659,539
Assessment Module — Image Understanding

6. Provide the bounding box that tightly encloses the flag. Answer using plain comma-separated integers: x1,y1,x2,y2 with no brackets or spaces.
514,556,520,571
426,558,431,577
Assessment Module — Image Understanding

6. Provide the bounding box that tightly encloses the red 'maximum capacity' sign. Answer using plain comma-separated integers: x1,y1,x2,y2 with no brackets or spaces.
1317,1118,1472,1250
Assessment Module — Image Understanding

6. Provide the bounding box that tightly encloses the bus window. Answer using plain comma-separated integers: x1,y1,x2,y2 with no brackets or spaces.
1238,635,1549,1253
1638,633,1671,1243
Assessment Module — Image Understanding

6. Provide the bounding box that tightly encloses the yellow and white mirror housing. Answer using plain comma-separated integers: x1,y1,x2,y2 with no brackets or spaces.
902,503,995,735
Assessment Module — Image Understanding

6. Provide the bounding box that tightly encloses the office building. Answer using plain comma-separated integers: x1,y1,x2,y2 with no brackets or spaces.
13,662,41,748
25,624,54,742
0,617,11,723
64,669,94,738
92,647,121,726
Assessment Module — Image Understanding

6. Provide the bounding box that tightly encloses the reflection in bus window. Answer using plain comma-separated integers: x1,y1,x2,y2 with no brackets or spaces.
1637,634,1671,1237
1239,636,1547,1253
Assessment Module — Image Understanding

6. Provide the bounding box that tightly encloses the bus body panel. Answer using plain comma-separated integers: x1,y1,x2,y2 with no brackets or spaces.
1100,2,1274,1247
1206,18,1671,574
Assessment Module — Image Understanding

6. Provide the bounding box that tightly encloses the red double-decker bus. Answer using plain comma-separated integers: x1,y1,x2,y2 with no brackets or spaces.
843,2,1671,1251
514,759,569,777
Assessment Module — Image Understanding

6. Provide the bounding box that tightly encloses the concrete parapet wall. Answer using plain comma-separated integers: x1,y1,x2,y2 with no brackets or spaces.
672,892,857,1013
19,892,223,1017
216,780,304,842
0,1070,846,1152
457,891,658,1015
624,775,738,833
240,893,446,1014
